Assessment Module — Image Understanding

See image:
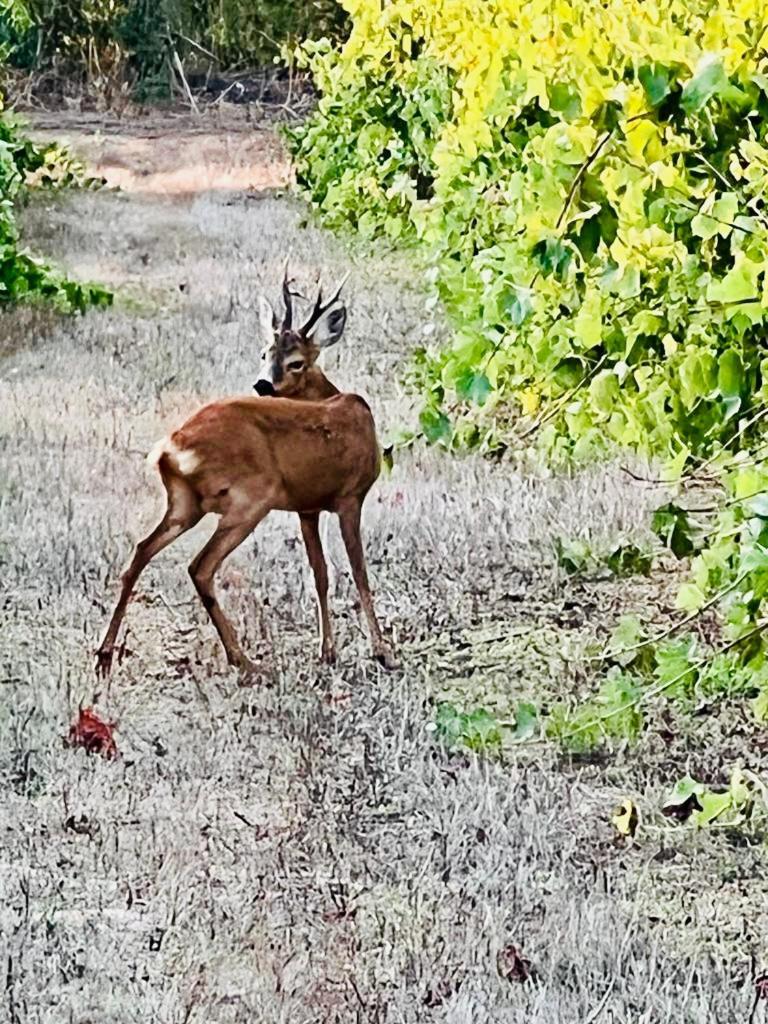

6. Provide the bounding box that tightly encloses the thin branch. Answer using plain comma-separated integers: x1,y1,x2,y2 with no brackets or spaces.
171,48,200,115
515,355,607,440
568,619,767,740
620,465,691,486
689,295,766,312
686,485,768,515
171,31,219,63
556,129,614,230
690,406,768,480
476,131,616,381
591,567,752,663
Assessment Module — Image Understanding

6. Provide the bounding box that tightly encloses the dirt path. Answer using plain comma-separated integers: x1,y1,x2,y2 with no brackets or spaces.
0,116,763,1022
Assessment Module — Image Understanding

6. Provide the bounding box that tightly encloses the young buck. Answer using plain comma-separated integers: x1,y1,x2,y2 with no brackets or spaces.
96,269,396,679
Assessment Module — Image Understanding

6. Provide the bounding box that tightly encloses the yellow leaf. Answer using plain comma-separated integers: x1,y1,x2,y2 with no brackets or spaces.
519,388,540,416
612,798,639,839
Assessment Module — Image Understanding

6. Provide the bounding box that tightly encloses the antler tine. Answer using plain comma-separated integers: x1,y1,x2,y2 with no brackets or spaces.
281,258,293,331
304,285,324,333
325,270,350,309
301,271,350,336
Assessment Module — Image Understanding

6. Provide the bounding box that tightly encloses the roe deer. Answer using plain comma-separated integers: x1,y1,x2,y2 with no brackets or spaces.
96,268,396,679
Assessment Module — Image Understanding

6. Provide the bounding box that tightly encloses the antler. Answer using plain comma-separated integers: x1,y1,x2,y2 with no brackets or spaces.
301,272,350,336
281,260,294,331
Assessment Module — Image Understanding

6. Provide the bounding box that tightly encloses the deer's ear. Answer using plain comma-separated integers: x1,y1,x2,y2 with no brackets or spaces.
257,295,277,346
311,303,347,349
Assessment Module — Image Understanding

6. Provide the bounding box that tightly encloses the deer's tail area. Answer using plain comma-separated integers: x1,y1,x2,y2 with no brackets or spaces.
146,438,199,479
147,438,170,471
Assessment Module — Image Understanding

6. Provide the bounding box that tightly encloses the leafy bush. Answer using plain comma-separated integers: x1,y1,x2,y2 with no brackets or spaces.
290,0,768,462
0,103,110,310
554,537,653,578
0,0,348,94
290,0,768,741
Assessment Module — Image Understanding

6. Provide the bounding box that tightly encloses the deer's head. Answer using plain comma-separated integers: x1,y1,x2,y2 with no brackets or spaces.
254,267,348,399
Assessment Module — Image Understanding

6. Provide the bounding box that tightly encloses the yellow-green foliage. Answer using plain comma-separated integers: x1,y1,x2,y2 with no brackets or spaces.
290,1,768,462
289,1,768,712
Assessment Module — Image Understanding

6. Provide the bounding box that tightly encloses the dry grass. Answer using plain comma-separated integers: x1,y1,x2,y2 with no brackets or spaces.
1,120,766,1023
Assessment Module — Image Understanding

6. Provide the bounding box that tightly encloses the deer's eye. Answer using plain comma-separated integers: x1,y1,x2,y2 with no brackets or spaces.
286,360,304,373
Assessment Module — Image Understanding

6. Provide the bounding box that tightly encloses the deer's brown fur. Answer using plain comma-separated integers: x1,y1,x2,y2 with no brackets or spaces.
96,270,396,680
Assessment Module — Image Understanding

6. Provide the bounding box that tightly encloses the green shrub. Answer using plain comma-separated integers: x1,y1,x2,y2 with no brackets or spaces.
1,0,348,93
0,103,111,311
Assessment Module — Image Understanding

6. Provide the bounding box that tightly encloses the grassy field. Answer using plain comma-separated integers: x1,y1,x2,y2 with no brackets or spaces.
1,114,766,1023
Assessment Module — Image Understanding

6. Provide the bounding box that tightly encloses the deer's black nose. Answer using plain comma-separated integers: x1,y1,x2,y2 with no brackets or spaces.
254,380,276,397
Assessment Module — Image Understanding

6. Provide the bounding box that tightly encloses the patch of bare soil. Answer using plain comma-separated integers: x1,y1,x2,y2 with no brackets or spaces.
27,109,290,194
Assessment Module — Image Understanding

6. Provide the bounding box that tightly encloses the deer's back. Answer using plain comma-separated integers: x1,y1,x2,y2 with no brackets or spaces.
164,393,380,514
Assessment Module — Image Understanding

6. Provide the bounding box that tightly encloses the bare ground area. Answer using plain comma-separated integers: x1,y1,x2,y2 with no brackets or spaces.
1,116,767,1023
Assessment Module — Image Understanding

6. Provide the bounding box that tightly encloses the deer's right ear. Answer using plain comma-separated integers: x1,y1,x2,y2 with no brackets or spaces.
311,303,347,349
257,296,277,346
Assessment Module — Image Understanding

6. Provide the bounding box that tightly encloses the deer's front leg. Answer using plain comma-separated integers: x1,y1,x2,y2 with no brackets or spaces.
299,511,336,664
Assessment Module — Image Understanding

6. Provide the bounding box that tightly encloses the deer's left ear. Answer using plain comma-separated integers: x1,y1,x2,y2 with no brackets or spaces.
311,304,347,349
257,295,277,346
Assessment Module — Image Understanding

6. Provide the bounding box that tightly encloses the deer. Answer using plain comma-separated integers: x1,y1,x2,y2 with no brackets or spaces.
95,268,397,681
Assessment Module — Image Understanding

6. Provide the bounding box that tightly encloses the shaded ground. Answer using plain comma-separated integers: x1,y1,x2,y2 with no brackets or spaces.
1,116,767,1023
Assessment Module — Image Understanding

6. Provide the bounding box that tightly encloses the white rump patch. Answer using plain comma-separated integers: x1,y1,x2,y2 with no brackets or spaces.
172,444,200,475
147,438,200,475
146,438,168,468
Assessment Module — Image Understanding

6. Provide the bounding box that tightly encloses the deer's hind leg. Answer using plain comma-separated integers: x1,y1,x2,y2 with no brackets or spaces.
96,463,202,676
337,496,398,670
188,498,270,678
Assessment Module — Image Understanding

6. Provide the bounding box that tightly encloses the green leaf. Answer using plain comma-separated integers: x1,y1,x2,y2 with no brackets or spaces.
707,260,760,308
638,63,672,107
745,492,768,518
552,357,584,389
456,370,492,405
692,194,740,240
532,237,572,279
511,702,538,742
548,81,581,121
574,214,601,260
610,614,645,650
662,776,705,819
675,582,707,613
752,688,768,722
681,59,729,114
500,285,533,326
717,349,743,399
696,790,732,826
462,707,503,750
652,502,696,558
589,370,618,413
654,638,697,697
420,407,452,445
575,289,602,349
434,702,464,747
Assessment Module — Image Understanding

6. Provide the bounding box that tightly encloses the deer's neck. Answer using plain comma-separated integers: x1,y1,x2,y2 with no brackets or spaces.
298,367,341,401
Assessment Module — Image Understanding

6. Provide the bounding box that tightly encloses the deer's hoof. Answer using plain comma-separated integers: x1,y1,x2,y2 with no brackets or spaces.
374,646,399,671
95,647,113,678
320,645,337,666
236,658,264,687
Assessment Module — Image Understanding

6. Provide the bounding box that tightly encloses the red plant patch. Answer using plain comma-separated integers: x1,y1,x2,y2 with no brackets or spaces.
67,707,118,759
